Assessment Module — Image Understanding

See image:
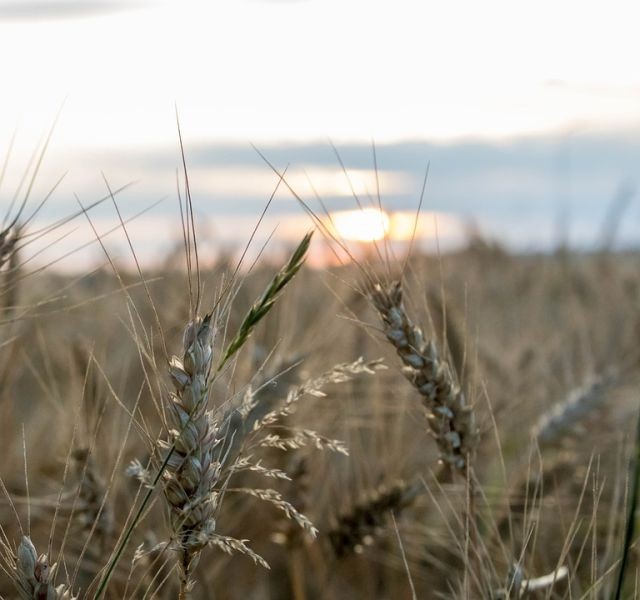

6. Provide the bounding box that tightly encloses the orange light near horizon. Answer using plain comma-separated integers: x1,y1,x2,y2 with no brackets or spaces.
329,208,390,242
326,208,463,247
388,211,420,241
387,211,444,241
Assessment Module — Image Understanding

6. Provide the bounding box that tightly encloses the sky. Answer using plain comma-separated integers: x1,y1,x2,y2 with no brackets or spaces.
1,0,640,268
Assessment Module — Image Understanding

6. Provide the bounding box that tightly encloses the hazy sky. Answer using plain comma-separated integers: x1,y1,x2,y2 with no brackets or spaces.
1,0,639,147
1,0,639,267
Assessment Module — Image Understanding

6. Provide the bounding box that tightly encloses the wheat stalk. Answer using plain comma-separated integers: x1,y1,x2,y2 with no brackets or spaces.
159,314,220,599
71,448,114,551
0,224,19,271
370,280,478,472
328,479,421,557
154,234,315,598
532,374,617,447
217,231,313,371
492,563,569,599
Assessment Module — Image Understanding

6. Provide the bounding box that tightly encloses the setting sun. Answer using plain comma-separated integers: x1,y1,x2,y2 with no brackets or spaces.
327,208,463,246
329,208,390,242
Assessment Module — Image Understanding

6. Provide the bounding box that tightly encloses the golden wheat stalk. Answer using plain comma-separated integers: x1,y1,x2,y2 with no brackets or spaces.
370,280,478,472
159,315,220,599
328,479,421,557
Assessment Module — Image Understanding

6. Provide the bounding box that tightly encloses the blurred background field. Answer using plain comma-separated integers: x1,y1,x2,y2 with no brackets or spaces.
1,234,640,597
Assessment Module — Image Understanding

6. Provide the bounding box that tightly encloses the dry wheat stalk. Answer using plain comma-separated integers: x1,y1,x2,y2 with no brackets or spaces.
71,448,114,550
328,479,421,557
248,357,384,459
532,374,617,447
492,563,569,598
132,234,315,599
222,354,303,461
13,536,76,599
159,314,221,598
426,286,466,381
130,532,176,598
494,452,575,543
0,224,19,271
3,241,20,315
226,358,385,531
370,280,478,472
270,456,311,549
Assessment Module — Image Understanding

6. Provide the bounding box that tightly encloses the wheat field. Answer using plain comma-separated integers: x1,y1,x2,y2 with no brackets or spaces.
0,164,639,600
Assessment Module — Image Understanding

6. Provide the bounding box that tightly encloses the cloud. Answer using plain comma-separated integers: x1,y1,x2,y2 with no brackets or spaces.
0,1,145,22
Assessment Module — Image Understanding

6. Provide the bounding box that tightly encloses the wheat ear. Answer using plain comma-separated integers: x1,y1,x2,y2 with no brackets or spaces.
160,314,219,599
217,231,313,371
532,374,617,447
14,536,76,599
370,280,478,472
328,479,421,557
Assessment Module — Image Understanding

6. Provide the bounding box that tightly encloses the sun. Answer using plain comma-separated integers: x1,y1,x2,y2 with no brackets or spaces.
329,208,390,242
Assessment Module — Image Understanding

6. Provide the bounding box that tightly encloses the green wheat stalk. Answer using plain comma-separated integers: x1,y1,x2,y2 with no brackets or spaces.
217,231,313,371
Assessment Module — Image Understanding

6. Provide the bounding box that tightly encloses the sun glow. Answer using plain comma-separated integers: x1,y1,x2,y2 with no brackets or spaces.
330,208,390,242
328,208,464,246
